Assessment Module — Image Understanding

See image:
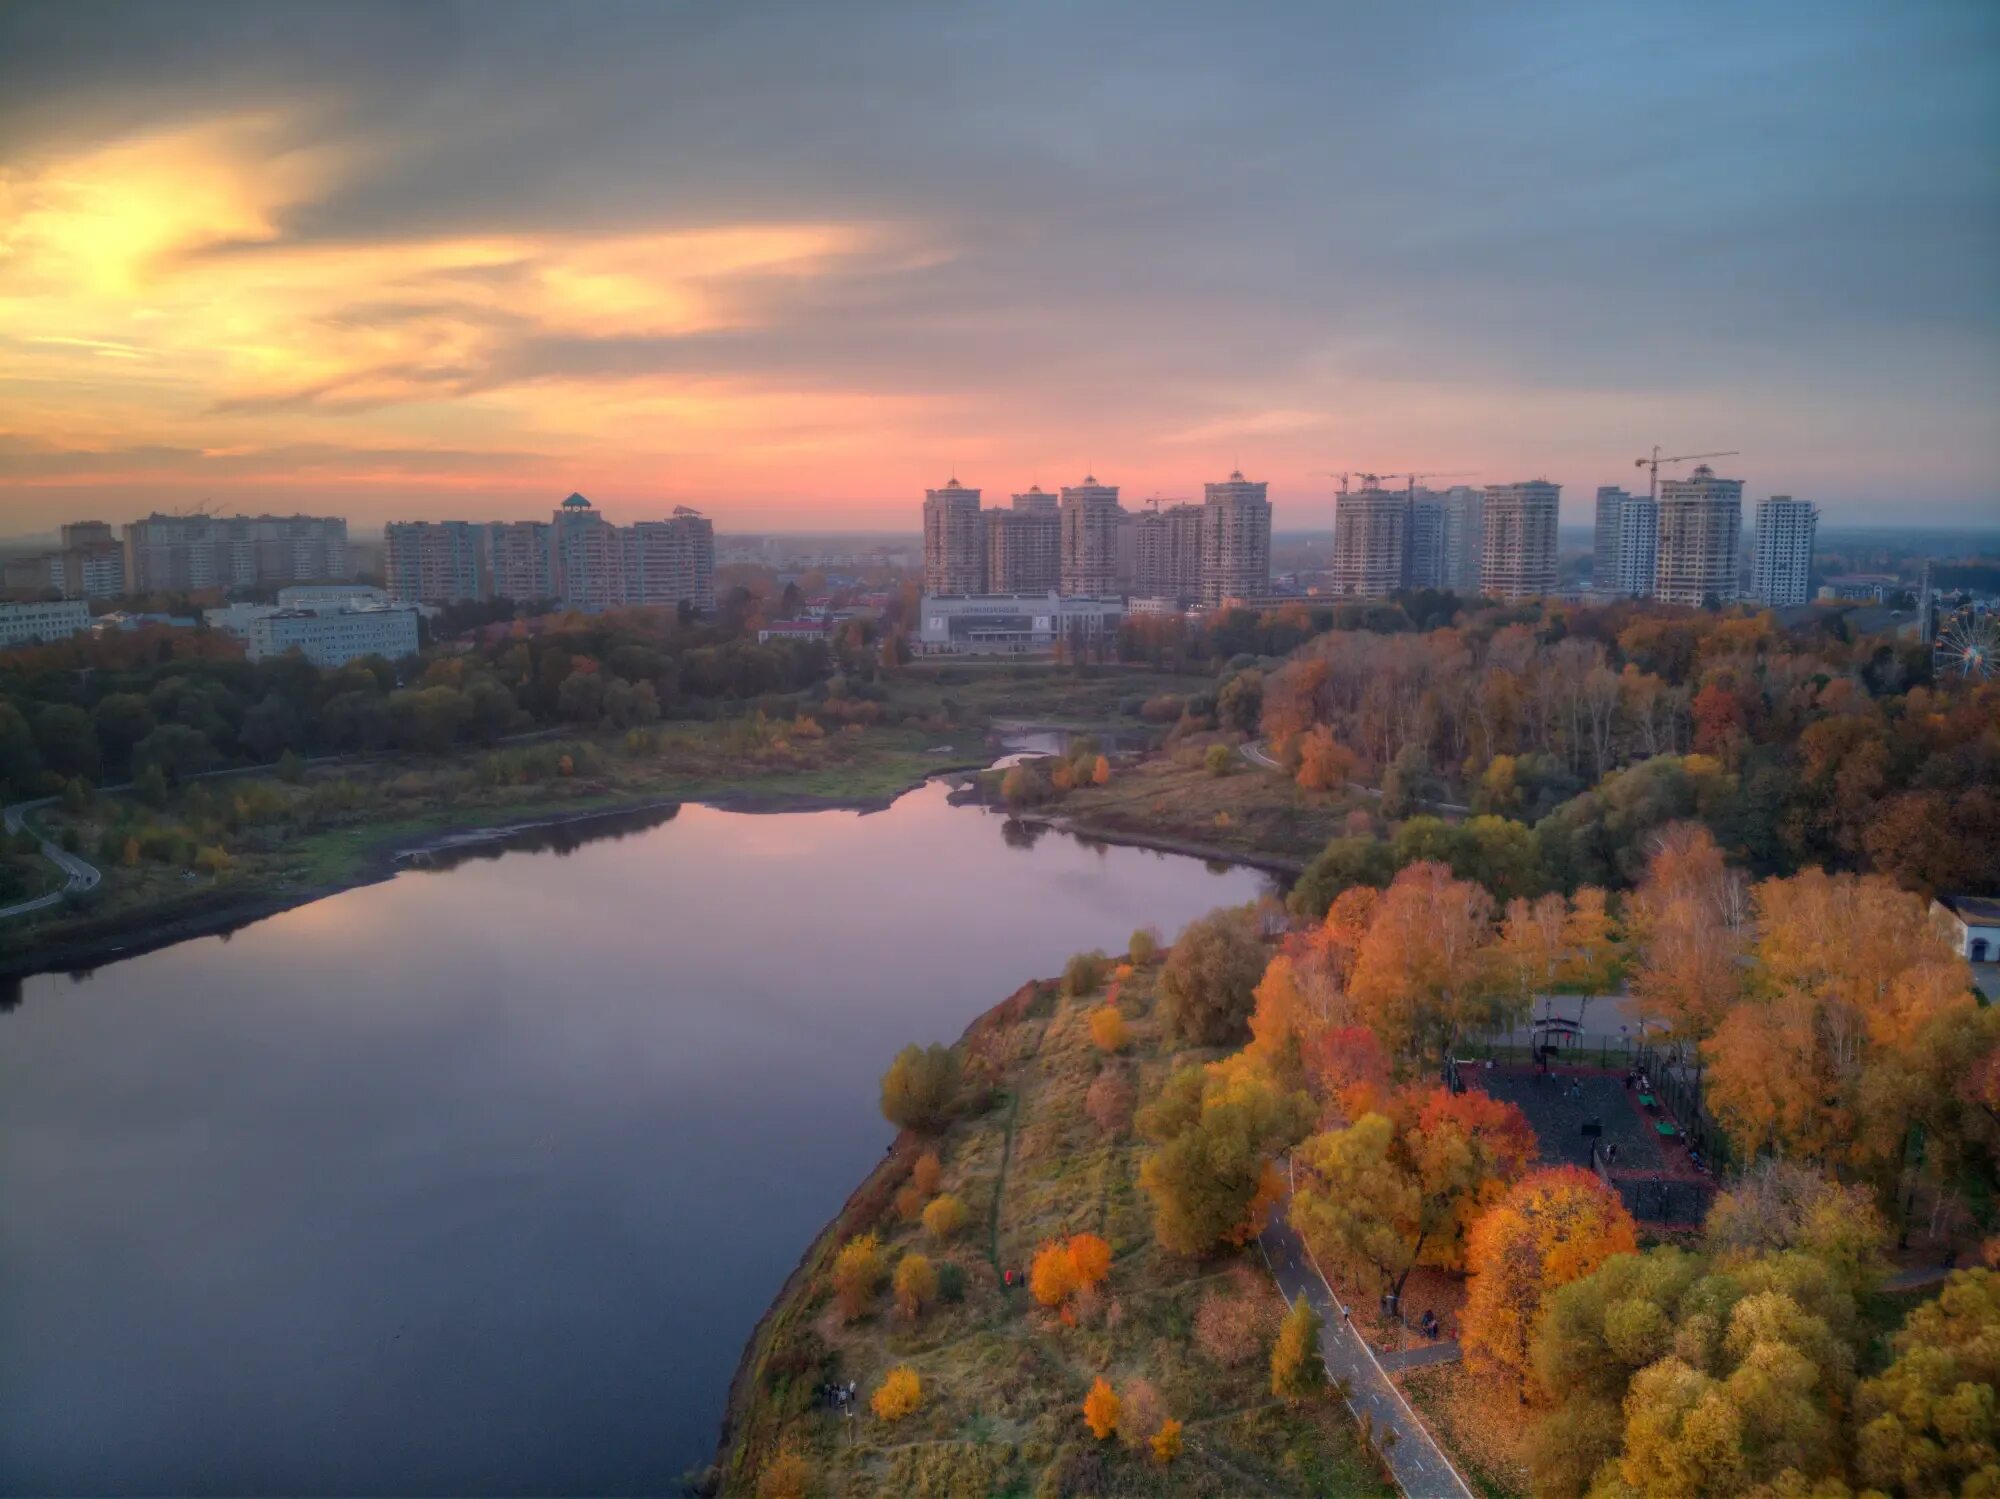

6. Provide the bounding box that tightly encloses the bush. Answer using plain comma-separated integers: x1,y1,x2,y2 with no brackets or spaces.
922,1193,969,1241
1082,1378,1120,1440
1128,926,1160,966
911,1150,944,1196
1158,907,1267,1047
937,1261,967,1303
1116,1378,1166,1450
871,1366,923,1422
755,1445,810,1499
1000,765,1052,807
1204,742,1234,777
1087,1005,1129,1053
1271,1294,1326,1400
1060,950,1106,1000
881,1043,961,1133
893,1253,939,1318
831,1233,885,1321
1150,1417,1183,1464
894,1182,927,1222
1084,1068,1136,1135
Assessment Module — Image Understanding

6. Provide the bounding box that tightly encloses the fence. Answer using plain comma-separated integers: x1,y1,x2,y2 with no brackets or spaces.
1632,1040,1732,1176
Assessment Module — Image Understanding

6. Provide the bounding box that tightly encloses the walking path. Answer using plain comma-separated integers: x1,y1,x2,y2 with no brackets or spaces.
1376,1341,1463,1374
1237,741,1472,814
1259,1198,1474,1499
0,795,101,918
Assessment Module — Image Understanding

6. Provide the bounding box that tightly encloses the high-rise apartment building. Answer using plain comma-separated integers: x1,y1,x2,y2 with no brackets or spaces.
984,507,1060,594
385,520,484,604
1442,485,1485,594
1059,476,1122,597
1404,490,1446,590
1133,503,1204,602
1654,464,1744,607
482,521,557,602
1199,471,1272,607
1751,495,1817,607
52,520,125,599
1330,484,1408,598
1479,481,1561,601
552,492,626,612
1591,487,1657,597
623,509,717,612
922,478,986,595
122,513,351,593
1011,485,1058,516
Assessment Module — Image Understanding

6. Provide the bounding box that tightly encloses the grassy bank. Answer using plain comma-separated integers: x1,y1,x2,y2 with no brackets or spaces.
714,959,1394,1499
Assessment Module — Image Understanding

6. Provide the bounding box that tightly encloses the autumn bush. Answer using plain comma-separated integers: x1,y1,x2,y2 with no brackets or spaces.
921,1192,968,1241
1087,1004,1129,1053
754,1443,811,1499
910,1150,944,1196
1083,1067,1136,1136
1271,1294,1326,1400
1060,950,1106,1000
871,1365,923,1422
1158,906,1268,1047
830,1232,886,1321
1295,725,1359,792
1082,1377,1120,1440
893,1182,927,1221
893,1253,939,1318
1115,1378,1166,1450
1149,1417,1183,1464
1029,1232,1112,1315
880,1042,961,1133
1128,926,1160,966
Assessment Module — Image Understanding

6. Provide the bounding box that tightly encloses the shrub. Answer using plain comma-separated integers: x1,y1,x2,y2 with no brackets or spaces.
1000,765,1051,807
1084,1068,1136,1135
893,1253,939,1318
831,1233,885,1321
755,1444,810,1499
1158,907,1267,1047
1082,1378,1120,1440
911,1150,944,1196
880,1043,961,1133
894,1182,927,1222
1204,743,1234,777
1032,1234,1112,1311
871,1365,923,1422
1128,927,1160,966
937,1261,967,1304
1087,1005,1129,1053
922,1193,969,1241
1150,1418,1183,1464
1115,1378,1165,1450
1271,1294,1326,1400
1060,950,1106,1000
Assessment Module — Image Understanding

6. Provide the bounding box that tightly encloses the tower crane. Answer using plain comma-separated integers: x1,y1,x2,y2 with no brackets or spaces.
1634,447,1739,503
1396,470,1476,500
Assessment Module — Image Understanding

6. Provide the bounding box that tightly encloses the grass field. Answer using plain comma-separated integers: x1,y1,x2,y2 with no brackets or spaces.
717,958,1395,1499
1046,753,1366,865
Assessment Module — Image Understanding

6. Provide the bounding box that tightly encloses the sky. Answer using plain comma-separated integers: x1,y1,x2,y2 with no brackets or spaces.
1,0,1996,535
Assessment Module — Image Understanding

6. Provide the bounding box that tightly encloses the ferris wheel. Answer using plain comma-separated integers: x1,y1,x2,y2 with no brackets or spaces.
1933,610,2000,681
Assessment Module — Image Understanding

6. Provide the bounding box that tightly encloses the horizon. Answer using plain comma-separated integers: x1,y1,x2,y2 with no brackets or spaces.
3,1,1996,532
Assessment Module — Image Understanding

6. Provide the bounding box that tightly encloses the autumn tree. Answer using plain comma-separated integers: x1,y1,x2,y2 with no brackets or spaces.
1061,950,1106,1000
1128,926,1160,966
1300,1025,1392,1124
880,1042,961,1133
1088,1005,1129,1053
1461,1167,1637,1387
911,1150,943,1196
1291,1086,1537,1308
1296,726,1359,792
1627,824,1749,1054
1150,1418,1183,1464
893,1253,939,1318
871,1366,923,1421
755,1443,811,1499
1082,1377,1120,1439
1271,1294,1327,1400
1703,1161,1889,1299
921,1193,968,1241
831,1233,886,1321
1084,1066,1137,1135
1855,1268,2000,1497
1347,862,1507,1063
1030,1233,1113,1313
1137,1058,1311,1254
1158,906,1268,1047
1496,891,1569,1022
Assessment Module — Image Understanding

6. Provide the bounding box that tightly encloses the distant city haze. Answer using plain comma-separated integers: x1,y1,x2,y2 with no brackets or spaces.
1,2,1995,531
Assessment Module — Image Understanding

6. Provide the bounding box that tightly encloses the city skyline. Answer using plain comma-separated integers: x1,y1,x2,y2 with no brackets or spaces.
2,1,1996,532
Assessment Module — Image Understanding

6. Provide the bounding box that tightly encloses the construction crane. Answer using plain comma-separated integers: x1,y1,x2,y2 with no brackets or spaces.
1397,470,1476,499
1634,447,1739,502
1142,494,1194,512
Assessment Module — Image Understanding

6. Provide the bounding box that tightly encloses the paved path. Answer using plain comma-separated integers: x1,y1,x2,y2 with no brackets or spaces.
1377,1341,1463,1374
0,795,101,918
1260,1203,1474,1499
1237,740,1472,815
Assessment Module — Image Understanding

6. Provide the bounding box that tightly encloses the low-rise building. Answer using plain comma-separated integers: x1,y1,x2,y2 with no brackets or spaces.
914,593,1124,655
245,607,420,667
279,583,389,611
757,619,839,646
0,598,92,649
1933,895,2000,964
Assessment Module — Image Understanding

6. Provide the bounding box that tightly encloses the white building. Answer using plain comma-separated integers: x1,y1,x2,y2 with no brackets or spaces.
1752,496,1817,607
1059,476,1123,598
1441,485,1485,594
1932,896,2000,965
279,583,389,611
0,598,92,650
915,592,1123,655
1330,485,1408,599
921,478,987,595
1480,481,1561,601
1654,464,1744,607
246,607,420,667
1199,471,1273,607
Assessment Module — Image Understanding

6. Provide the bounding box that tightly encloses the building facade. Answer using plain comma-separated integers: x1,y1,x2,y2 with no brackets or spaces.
622,509,716,612
385,520,484,605
1480,480,1561,601
1011,485,1058,516
122,513,351,593
1441,485,1485,594
1330,485,1408,599
1404,491,1446,591
0,598,92,649
1059,476,1122,597
1199,471,1272,607
1592,486,1658,597
1133,503,1204,603
1654,464,1744,606
914,592,1124,655
551,493,626,612
985,507,1061,595
481,521,557,602
246,607,421,667
1752,495,1817,607
922,478,986,595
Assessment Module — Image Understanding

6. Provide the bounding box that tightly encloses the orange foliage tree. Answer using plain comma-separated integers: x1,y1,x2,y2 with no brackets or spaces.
1461,1167,1638,1388
1082,1377,1120,1439
1627,824,1749,1053
1031,1233,1113,1311
1347,862,1508,1063
1088,1004,1130,1053
1295,725,1358,791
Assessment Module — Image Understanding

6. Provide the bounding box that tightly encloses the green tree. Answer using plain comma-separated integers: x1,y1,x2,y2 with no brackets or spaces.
1288,835,1396,919
1158,907,1267,1047
1203,742,1234,777
880,1043,961,1133
90,693,155,772
133,763,171,809
1137,1059,1310,1255
132,723,218,782
32,704,101,781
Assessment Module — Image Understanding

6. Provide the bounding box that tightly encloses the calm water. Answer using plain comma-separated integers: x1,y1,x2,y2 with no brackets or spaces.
0,763,1267,1495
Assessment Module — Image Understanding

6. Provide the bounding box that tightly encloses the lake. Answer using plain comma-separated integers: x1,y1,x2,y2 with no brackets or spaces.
0,760,1270,1495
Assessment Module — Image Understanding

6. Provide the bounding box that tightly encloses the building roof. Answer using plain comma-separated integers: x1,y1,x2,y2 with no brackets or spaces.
561,492,592,509
1938,894,2000,926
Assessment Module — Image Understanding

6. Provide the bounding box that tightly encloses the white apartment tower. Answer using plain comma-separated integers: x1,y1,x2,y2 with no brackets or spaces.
922,478,986,595
1480,481,1561,601
624,509,717,612
1199,471,1272,607
984,507,1060,594
552,492,626,612
385,520,484,604
1654,464,1744,606
1752,496,1817,607
1592,487,1658,597
1442,485,1485,594
1330,484,1408,599
1133,503,1205,602
1059,476,1122,597
1011,485,1058,516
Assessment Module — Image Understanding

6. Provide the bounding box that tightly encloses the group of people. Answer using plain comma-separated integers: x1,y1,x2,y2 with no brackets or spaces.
817,1380,859,1412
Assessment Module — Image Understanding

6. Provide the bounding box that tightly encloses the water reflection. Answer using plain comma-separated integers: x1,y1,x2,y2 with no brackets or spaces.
0,770,1270,1496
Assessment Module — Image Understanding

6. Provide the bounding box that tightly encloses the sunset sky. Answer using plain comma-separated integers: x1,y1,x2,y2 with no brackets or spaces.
2,0,1995,534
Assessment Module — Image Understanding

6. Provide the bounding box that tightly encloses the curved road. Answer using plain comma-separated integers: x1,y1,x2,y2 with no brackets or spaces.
0,794,102,918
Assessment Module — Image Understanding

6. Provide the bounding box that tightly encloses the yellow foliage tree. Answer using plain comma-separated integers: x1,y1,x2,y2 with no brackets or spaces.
921,1193,968,1241
1082,1377,1120,1439
1348,862,1505,1062
893,1253,939,1318
871,1365,922,1421
830,1233,886,1322
754,1444,811,1499
1030,1240,1078,1307
1088,1004,1130,1053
